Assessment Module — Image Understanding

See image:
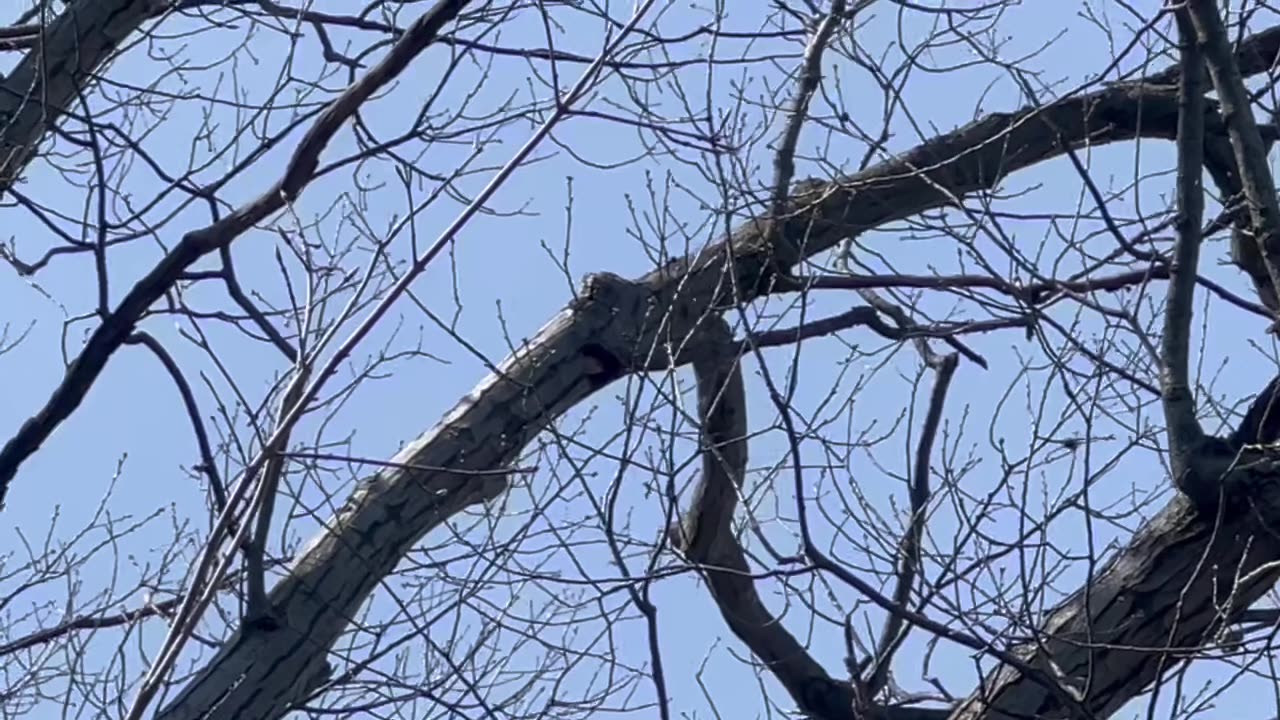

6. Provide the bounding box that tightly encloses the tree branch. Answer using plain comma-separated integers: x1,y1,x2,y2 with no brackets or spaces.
1162,8,1211,505
668,317,953,720
863,353,958,699
668,320,859,717
763,0,849,266
1186,1,1280,324
149,24,1280,720
0,0,474,507
0,0,162,192
124,332,226,512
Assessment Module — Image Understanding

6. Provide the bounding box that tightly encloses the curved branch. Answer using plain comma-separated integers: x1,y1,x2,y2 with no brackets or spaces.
669,317,951,720
864,353,958,697
124,332,226,511
218,246,299,363
148,24,1280,720
670,328,842,701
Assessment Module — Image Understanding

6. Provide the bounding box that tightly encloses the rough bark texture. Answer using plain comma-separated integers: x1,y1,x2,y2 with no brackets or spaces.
0,0,158,189
151,77,1266,719
949,494,1280,720
12,5,1280,719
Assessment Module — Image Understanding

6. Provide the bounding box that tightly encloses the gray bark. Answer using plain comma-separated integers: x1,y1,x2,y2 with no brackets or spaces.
9,3,1280,719
153,78,1278,719
0,0,158,191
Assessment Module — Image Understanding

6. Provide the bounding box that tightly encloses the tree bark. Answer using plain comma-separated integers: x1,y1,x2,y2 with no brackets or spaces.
153,75,1279,718
10,6,1280,718
948,492,1280,720
0,0,158,191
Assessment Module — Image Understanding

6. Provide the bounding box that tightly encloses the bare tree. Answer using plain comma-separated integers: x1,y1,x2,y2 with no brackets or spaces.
7,1,1280,719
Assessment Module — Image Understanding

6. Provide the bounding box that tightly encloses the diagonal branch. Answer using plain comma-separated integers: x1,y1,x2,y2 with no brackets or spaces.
0,0,474,507
150,24,1280,720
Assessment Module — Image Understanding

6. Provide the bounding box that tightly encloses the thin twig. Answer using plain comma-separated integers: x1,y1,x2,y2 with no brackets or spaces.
863,353,958,698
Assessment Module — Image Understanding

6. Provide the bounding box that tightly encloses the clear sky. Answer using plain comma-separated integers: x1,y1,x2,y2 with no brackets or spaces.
3,0,1274,718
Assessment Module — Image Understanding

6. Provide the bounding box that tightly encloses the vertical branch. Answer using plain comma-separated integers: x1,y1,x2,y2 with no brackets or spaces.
765,0,848,218
244,365,311,626
1162,8,1209,498
862,352,958,698
668,319,863,720
1202,114,1280,323
762,0,865,266
1185,1,1280,321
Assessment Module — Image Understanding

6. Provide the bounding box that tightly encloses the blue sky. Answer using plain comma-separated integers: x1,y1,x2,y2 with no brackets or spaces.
4,0,1277,718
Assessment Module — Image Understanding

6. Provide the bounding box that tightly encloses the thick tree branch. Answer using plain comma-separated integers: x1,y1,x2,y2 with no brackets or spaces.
146,23,1280,720
0,0,162,191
